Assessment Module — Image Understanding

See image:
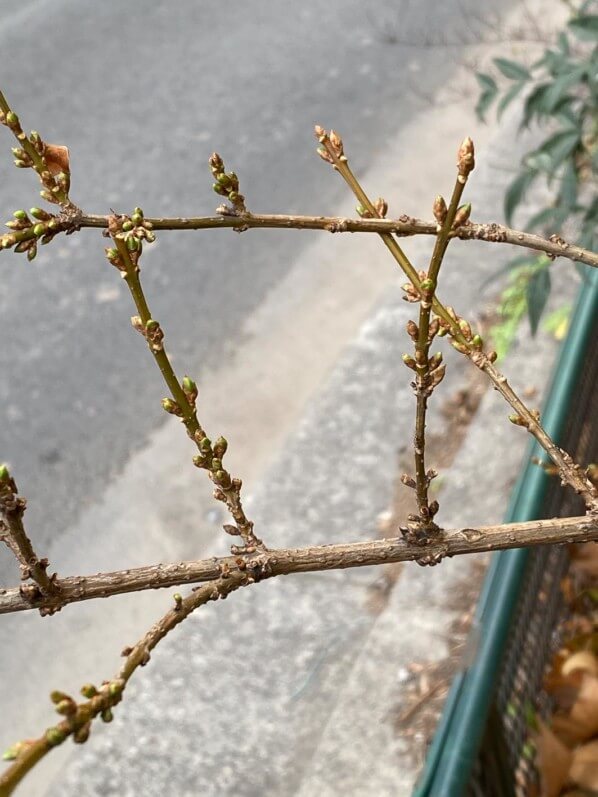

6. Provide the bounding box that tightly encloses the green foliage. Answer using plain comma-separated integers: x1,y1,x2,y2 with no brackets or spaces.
477,1,598,343
490,256,551,360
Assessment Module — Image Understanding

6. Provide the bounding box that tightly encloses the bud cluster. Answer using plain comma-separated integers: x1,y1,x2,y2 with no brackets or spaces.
315,125,346,165
131,316,165,353
209,153,246,213
0,108,72,205
1,207,60,261
434,307,497,363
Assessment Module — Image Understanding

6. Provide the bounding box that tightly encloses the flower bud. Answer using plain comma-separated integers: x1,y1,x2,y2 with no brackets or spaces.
161,398,182,416
433,195,447,224
402,354,417,371
46,727,66,747
13,209,28,221
213,436,228,457
80,684,98,698
453,203,472,228
122,220,134,232
30,207,51,221
101,708,113,723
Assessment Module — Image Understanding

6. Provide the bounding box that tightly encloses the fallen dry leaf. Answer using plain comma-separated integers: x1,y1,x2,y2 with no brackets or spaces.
569,738,598,791
553,675,598,746
562,651,598,678
535,721,574,797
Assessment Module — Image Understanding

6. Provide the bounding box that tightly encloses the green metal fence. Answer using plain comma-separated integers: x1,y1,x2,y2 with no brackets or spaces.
414,266,598,797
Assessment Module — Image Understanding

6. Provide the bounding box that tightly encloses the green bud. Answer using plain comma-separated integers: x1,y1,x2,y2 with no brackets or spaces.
211,458,222,471
472,334,483,349
216,173,230,186
0,464,11,482
199,437,211,452
131,213,143,225
161,398,182,416
182,376,197,394
55,699,76,716
214,470,231,487
13,209,28,220
45,727,66,747
145,230,156,243
33,223,46,237
30,207,51,221
133,206,143,217
420,279,434,293
108,681,123,697
213,182,227,196
2,744,20,761
80,684,98,698
50,690,69,704
126,235,139,251
228,191,239,202
173,593,183,607
101,708,113,723
192,454,206,468
213,436,228,457
122,220,134,232
6,112,19,127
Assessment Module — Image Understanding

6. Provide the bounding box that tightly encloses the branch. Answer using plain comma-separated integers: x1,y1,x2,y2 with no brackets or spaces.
314,126,598,512
0,515,596,616
0,574,247,797
2,212,597,269
0,466,58,604
402,139,475,536
106,209,262,554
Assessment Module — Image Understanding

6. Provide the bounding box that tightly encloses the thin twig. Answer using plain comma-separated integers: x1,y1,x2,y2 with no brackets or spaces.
0,466,58,603
107,212,262,553
0,574,247,797
1,212,597,269
0,515,596,616
314,126,598,511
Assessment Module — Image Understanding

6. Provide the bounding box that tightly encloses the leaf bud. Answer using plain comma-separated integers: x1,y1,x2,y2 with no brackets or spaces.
182,375,198,403
374,197,388,217
211,458,222,471
433,195,447,224
451,340,470,354
101,708,113,723
126,235,139,251
192,454,207,468
402,354,417,371
406,320,419,340
108,680,123,697
457,136,475,181
487,350,498,363
45,727,66,747
30,207,51,221
55,699,77,716
173,593,183,609
400,473,416,489
27,245,37,261
458,318,473,340
161,398,183,416
6,112,19,127
453,203,472,228
33,223,46,237
213,436,228,457
13,209,28,221
429,352,443,371
199,437,212,453
80,684,98,698
472,334,483,350
121,220,134,232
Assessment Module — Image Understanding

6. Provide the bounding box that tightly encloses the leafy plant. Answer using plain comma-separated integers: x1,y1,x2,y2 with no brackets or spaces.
477,1,597,347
